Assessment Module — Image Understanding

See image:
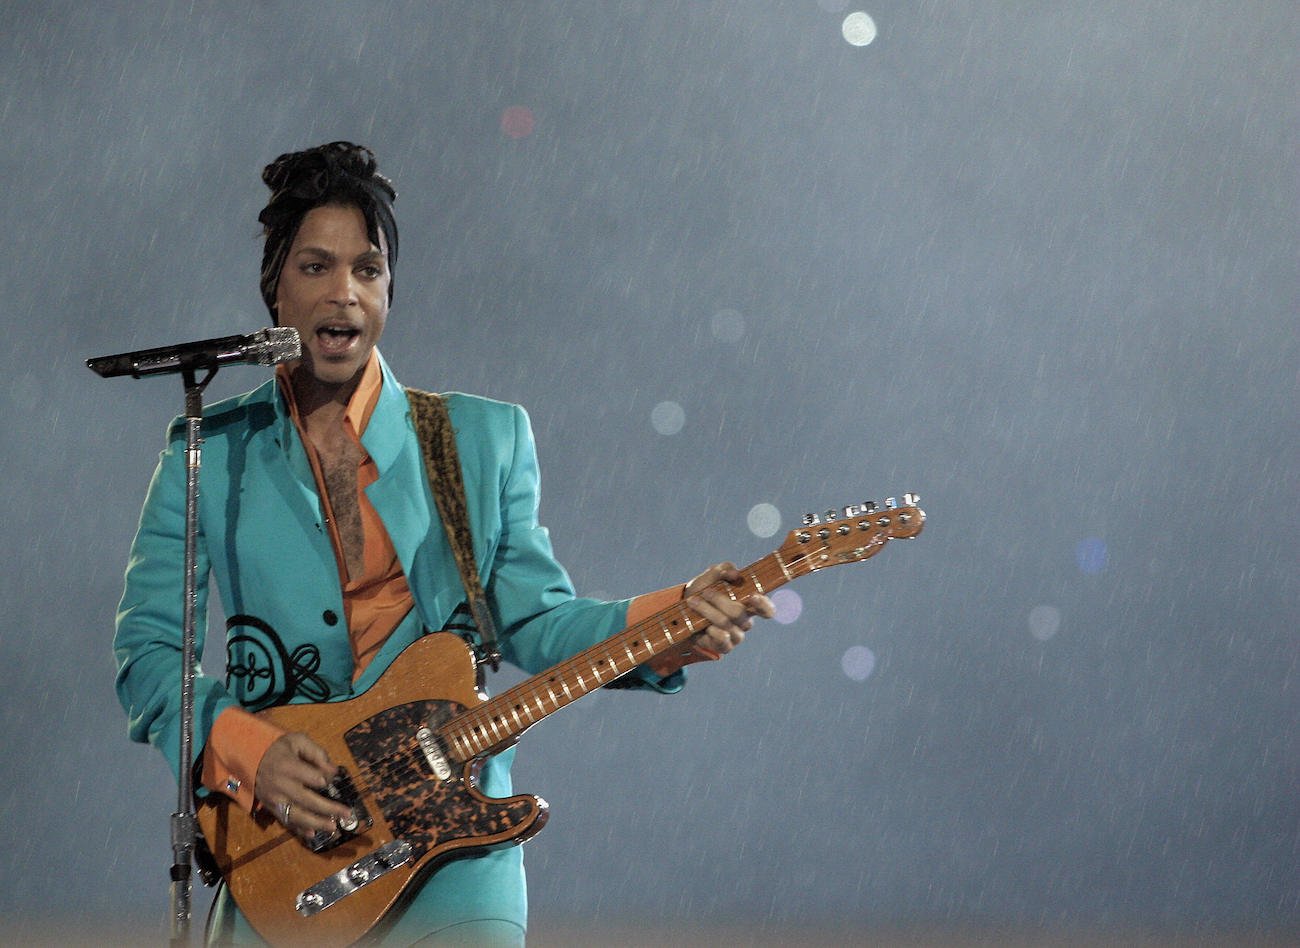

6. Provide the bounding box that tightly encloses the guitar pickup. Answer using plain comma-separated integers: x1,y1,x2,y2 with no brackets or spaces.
306,766,373,853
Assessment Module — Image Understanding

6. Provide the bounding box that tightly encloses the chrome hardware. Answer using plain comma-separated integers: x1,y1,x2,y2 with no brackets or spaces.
796,531,812,543
824,508,838,523
837,524,851,535
305,767,372,853
296,840,414,917
801,513,819,526
863,501,878,513
885,497,897,509
417,726,453,781
903,492,919,506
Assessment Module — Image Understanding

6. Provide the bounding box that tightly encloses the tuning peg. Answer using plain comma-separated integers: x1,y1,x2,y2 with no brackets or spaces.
824,508,838,523
903,492,920,506
801,512,820,526
861,501,878,514
885,497,897,509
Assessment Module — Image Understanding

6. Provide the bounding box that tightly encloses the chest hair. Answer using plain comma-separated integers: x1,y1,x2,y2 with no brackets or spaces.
318,440,366,579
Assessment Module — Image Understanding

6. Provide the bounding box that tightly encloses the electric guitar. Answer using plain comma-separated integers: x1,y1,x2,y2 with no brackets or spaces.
195,495,924,945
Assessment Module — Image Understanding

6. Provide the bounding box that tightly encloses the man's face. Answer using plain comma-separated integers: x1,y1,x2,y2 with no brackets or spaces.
274,203,390,389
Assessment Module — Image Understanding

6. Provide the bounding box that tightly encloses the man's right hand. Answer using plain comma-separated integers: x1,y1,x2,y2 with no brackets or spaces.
255,732,355,841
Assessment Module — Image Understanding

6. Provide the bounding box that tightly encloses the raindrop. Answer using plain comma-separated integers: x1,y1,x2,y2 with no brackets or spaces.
841,645,876,681
1028,605,1061,641
710,308,746,343
650,401,685,435
1075,537,1108,574
500,105,535,139
772,589,803,625
747,502,782,538
841,12,878,47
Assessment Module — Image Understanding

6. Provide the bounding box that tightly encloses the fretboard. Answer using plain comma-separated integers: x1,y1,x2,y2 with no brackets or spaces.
437,546,820,763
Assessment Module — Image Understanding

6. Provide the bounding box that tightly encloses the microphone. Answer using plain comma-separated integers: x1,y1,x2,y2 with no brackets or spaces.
86,327,301,378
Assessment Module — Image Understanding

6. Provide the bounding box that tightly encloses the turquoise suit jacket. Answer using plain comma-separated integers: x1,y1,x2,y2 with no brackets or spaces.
114,351,680,941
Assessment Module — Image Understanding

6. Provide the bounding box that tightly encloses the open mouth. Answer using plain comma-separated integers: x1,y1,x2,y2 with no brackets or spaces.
316,325,361,354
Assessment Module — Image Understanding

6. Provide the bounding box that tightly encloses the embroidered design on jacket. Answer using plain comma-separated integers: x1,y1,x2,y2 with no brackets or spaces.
225,613,333,710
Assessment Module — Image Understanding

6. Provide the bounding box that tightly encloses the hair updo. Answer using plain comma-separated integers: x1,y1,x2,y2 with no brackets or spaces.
257,141,399,320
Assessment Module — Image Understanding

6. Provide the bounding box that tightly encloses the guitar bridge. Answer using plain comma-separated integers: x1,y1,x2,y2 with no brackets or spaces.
306,766,373,853
296,839,414,917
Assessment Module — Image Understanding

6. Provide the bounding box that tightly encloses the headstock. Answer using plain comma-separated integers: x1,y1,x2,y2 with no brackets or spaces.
776,493,925,574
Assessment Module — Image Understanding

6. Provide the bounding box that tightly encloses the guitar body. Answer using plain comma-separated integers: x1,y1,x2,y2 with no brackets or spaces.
194,494,924,946
196,633,547,947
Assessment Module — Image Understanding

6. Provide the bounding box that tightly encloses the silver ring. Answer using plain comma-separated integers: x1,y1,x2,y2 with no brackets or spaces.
280,802,292,824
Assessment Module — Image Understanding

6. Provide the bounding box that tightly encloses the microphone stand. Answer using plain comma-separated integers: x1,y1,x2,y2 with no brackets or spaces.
87,327,298,944
169,360,217,945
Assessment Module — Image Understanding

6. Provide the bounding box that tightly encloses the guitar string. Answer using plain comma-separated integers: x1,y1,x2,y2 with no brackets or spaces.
338,555,812,792
339,605,712,790
334,548,840,789
334,531,906,791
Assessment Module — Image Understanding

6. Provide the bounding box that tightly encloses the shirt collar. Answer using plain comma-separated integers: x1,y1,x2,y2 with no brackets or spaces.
276,348,384,440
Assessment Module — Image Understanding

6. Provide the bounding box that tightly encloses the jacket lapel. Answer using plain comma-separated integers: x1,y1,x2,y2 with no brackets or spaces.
362,354,466,634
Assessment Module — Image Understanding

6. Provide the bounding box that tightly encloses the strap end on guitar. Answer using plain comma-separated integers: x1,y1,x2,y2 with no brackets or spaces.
467,595,502,673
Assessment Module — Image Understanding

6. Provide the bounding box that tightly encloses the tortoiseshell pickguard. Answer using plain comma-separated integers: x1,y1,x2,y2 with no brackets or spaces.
343,699,536,860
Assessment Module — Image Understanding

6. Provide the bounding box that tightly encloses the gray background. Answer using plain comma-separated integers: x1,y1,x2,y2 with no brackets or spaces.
1,1,1296,943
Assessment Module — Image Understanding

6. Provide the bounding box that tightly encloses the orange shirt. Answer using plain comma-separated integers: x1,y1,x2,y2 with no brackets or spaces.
278,352,413,677
201,354,685,812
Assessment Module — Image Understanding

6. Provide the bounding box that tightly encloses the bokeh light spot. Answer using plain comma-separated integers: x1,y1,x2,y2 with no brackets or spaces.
842,12,878,47
500,105,535,139
841,645,876,681
1028,605,1062,641
1076,537,1108,574
772,589,803,625
747,502,782,539
650,400,685,435
711,308,746,343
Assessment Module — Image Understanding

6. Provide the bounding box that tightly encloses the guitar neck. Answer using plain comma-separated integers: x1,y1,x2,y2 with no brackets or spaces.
438,549,810,763
437,495,921,764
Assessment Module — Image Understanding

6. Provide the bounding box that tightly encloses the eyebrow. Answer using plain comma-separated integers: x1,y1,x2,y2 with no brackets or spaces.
293,246,386,264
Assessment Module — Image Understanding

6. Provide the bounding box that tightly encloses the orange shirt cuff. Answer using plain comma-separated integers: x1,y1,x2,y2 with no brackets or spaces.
200,706,287,813
628,584,699,678
626,584,685,627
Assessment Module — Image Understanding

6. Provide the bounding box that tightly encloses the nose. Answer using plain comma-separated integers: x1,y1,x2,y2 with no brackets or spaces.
327,270,359,307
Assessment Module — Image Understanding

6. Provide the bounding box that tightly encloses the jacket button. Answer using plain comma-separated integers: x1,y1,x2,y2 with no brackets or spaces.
323,610,339,626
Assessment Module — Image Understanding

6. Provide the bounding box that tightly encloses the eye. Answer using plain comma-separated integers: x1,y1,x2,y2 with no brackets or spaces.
300,261,327,275
359,265,384,279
